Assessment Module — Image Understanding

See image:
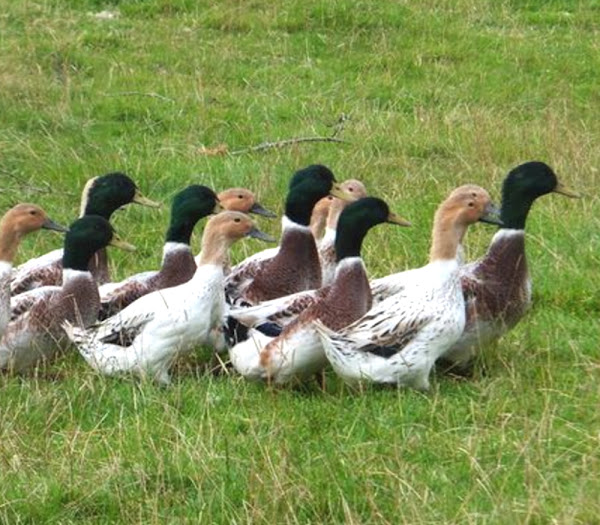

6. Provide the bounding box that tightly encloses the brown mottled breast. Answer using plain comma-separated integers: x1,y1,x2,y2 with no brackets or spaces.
283,259,371,338
27,273,100,344
462,231,530,332
244,229,322,304
100,248,196,319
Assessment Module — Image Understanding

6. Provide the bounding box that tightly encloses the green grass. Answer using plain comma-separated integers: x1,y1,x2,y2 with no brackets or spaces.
1,0,599,522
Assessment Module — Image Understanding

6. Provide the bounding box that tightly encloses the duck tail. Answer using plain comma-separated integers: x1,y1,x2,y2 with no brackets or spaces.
61,320,94,360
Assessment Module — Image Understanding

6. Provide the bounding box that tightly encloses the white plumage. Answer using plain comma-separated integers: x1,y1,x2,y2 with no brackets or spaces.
64,263,226,384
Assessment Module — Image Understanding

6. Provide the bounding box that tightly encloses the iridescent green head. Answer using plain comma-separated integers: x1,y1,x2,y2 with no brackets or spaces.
166,185,222,244
285,165,352,226
501,162,580,229
81,172,160,220
62,216,135,271
335,197,410,262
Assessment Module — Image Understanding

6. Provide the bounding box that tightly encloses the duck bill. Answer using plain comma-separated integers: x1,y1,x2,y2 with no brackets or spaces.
387,212,411,227
247,227,276,243
109,235,136,252
553,182,581,199
42,217,69,233
213,202,225,214
329,184,356,202
249,202,277,218
478,203,504,226
133,189,161,208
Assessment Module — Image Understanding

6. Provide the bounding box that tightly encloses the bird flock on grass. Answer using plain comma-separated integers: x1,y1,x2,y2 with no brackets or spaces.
0,162,580,388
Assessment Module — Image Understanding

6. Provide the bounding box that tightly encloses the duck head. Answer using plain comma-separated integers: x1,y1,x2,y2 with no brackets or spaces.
335,197,411,262
166,185,222,244
0,204,67,262
217,188,276,218
81,172,160,220
198,211,275,266
430,185,502,261
500,161,581,229
285,165,353,226
62,216,135,271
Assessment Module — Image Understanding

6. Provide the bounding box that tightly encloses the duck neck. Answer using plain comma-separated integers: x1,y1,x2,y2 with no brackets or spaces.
325,198,346,230
196,231,232,268
61,268,100,326
429,213,466,262
81,199,113,220
500,194,534,230
321,257,372,330
0,222,22,263
165,220,196,246
63,246,99,273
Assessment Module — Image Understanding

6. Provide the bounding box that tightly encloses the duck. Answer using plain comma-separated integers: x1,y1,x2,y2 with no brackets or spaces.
229,197,411,384
98,185,222,319
63,212,275,384
10,172,159,294
1,216,135,372
314,185,503,390
100,186,277,319
1,204,67,337
224,164,352,306
438,161,581,372
318,179,368,286
227,179,369,332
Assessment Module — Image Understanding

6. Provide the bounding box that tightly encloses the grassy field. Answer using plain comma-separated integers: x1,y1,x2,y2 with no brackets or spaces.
1,0,599,522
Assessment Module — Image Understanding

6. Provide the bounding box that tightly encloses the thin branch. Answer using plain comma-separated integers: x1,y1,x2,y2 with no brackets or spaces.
230,136,347,156
102,91,175,103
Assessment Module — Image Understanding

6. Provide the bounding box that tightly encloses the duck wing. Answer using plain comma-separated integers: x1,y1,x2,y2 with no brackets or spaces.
224,247,279,304
229,287,327,329
98,271,158,320
10,249,63,294
9,286,59,323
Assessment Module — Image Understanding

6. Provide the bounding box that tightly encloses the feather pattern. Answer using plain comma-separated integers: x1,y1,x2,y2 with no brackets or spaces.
229,257,372,383
228,218,321,305
317,260,464,390
99,243,196,319
66,263,226,384
441,229,531,367
1,270,100,371
0,262,11,337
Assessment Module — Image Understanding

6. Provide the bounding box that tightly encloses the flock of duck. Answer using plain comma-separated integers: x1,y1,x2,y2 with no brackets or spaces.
0,162,579,388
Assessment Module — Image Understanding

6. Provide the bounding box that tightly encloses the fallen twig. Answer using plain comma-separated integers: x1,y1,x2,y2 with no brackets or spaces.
196,114,351,156
230,136,347,156
102,91,175,103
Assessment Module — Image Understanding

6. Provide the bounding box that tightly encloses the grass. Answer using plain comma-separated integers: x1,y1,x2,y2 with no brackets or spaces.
1,0,599,522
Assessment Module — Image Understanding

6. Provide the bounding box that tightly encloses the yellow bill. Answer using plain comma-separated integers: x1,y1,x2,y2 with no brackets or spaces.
553,182,582,199
133,189,161,208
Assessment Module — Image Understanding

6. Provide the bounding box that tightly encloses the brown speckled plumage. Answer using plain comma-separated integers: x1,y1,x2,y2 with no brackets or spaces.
462,231,529,331
242,227,322,304
100,246,196,319
2,272,100,370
